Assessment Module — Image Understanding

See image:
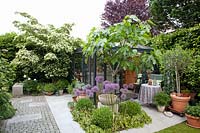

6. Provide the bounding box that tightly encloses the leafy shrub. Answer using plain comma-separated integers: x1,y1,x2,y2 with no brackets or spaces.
71,107,152,132
43,83,55,92
67,84,73,94
153,92,170,106
36,83,45,93
185,105,200,117
119,101,141,116
91,107,113,129
0,92,15,119
75,98,94,111
23,79,38,93
56,80,69,90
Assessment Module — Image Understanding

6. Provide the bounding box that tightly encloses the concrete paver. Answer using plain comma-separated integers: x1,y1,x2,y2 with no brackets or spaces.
0,96,60,133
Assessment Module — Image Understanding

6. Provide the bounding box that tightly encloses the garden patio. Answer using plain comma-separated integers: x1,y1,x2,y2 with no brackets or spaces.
1,0,200,133
0,95,186,133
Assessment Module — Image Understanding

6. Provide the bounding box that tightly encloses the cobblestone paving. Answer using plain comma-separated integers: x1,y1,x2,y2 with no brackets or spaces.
0,96,60,133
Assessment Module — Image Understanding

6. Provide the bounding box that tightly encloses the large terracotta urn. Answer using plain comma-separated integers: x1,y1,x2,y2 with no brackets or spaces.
170,93,190,112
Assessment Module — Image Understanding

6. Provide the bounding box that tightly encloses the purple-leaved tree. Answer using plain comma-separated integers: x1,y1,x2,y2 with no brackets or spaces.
101,0,150,27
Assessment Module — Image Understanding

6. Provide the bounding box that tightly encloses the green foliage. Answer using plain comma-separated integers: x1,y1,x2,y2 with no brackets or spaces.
0,92,15,119
23,79,38,93
75,98,94,111
43,83,55,92
161,46,192,93
0,32,18,62
67,84,73,94
0,56,15,91
113,111,152,130
119,101,142,116
83,15,152,78
150,24,200,54
185,105,200,117
150,0,200,31
36,83,45,93
67,101,75,109
153,92,170,106
11,12,81,81
55,80,69,90
71,108,152,132
91,107,113,129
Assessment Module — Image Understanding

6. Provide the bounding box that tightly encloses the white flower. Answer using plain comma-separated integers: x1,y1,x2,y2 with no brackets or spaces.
28,78,31,80
23,75,27,78
34,79,37,81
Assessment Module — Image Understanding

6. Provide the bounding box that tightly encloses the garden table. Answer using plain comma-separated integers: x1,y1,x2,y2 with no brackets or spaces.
139,84,161,104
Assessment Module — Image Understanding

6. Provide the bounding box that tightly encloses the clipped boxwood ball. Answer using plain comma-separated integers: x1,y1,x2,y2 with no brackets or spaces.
75,98,94,111
119,101,141,116
91,107,113,129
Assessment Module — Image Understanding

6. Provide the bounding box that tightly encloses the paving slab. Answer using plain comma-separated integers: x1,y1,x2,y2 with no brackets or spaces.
0,96,60,133
45,95,85,133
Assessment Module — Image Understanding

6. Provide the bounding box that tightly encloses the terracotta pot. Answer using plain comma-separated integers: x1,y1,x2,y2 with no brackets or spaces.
185,114,200,128
124,70,137,84
43,91,54,96
77,94,87,101
72,96,77,102
157,105,165,112
182,93,196,100
170,93,190,112
98,94,117,105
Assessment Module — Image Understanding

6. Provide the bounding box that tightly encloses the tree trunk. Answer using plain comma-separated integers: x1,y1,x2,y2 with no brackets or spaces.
175,65,180,94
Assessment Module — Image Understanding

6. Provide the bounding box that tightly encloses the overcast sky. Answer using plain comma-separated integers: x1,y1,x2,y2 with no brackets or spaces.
0,0,107,40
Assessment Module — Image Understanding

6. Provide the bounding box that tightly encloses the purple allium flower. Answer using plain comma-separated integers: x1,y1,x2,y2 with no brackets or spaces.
128,83,134,89
103,80,111,85
91,86,99,92
122,88,128,93
74,90,80,96
102,89,107,94
123,84,128,89
95,76,104,83
111,83,120,90
88,92,94,97
86,89,91,95
85,84,92,90
121,93,127,100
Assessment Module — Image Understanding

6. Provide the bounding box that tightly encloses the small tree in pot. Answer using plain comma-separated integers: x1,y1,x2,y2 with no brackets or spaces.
153,92,170,112
161,46,192,112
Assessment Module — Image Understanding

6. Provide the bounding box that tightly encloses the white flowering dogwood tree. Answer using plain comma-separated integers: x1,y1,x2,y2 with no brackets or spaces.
12,12,81,81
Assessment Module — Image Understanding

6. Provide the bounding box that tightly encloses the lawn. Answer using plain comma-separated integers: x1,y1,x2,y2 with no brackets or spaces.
156,122,200,133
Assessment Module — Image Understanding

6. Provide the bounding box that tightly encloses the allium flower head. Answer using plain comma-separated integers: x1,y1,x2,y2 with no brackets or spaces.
111,83,119,90
86,89,91,95
89,92,94,97
74,90,80,96
91,86,99,92
121,93,127,100
103,80,111,85
128,83,134,89
85,84,92,90
95,76,104,83
123,84,128,89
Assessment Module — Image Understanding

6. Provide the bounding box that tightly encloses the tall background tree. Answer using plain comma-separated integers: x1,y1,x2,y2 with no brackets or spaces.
150,0,200,31
12,12,81,82
101,0,150,27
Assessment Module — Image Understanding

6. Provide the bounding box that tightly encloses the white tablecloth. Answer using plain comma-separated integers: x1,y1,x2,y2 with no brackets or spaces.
139,84,161,104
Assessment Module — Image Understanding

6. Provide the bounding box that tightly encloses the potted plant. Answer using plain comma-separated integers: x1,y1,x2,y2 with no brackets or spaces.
185,105,200,128
56,80,68,95
161,46,192,112
43,83,55,96
153,92,171,112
